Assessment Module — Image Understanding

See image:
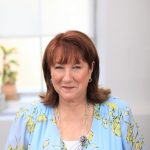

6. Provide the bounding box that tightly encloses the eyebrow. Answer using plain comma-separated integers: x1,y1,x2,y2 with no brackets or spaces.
54,60,82,64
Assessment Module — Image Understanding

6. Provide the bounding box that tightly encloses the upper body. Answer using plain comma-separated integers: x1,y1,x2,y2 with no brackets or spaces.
5,96,145,150
5,30,146,150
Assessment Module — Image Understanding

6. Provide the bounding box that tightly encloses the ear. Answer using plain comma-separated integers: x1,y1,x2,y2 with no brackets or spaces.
91,61,95,72
89,61,95,77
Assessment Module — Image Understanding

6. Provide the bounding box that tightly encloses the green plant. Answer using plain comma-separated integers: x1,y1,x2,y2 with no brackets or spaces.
0,45,18,85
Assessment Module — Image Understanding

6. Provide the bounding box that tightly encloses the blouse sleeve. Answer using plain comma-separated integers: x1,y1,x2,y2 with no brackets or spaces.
5,107,30,150
120,105,146,150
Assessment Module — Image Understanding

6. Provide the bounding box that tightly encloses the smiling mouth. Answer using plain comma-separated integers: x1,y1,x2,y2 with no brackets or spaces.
61,86,75,90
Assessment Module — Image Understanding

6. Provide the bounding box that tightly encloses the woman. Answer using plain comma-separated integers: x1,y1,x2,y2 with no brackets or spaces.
5,31,145,150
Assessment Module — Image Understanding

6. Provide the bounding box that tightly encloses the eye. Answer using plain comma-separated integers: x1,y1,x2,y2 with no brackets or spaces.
72,65,81,69
54,65,64,69
55,66,63,69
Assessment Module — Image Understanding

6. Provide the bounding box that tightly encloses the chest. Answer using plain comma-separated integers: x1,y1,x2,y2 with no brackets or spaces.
28,119,123,150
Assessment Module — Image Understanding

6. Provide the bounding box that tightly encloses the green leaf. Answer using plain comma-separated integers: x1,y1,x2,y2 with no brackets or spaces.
6,47,17,55
0,45,18,84
0,45,7,55
9,60,19,66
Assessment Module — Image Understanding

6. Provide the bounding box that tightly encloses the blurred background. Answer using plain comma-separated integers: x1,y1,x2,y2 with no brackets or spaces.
0,0,150,149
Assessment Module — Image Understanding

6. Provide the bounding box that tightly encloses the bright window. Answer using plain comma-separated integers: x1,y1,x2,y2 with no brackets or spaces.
0,0,95,94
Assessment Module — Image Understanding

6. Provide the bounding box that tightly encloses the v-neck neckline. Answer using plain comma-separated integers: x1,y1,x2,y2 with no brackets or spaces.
51,104,99,146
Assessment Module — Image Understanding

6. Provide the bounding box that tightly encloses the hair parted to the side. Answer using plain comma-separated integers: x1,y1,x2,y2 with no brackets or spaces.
41,30,111,107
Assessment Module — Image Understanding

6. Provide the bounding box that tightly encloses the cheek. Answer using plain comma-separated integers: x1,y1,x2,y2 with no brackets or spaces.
51,74,62,84
51,74,62,93
75,71,90,85
51,70,62,84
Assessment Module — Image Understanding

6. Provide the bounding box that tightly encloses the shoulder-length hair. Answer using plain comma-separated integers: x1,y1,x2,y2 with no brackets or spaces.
41,30,111,107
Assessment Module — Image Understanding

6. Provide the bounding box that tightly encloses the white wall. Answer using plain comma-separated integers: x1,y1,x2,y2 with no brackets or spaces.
96,0,150,148
0,117,13,150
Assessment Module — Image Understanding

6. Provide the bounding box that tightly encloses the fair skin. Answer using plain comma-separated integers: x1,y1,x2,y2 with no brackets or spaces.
50,59,94,140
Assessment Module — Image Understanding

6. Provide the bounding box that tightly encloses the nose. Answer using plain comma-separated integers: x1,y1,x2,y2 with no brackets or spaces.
62,69,73,82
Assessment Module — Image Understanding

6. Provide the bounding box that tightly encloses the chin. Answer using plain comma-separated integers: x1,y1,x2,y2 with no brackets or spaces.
60,93,78,101
59,90,83,101
61,95,75,101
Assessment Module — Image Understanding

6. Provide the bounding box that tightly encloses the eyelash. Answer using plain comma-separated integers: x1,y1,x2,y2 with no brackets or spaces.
73,66,81,69
54,66,81,69
55,66,63,69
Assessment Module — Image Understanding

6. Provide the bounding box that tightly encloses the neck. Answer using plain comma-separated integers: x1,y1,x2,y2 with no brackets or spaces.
54,99,94,141
57,98,88,120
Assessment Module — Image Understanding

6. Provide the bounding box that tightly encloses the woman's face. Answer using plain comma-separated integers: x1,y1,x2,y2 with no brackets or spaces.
50,59,93,102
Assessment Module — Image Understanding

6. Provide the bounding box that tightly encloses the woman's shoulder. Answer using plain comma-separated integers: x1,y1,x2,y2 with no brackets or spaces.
97,96,131,117
15,101,53,121
103,96,130,110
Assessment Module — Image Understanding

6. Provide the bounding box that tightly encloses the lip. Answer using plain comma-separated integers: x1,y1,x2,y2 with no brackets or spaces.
61,86,75,88
61,86,76,90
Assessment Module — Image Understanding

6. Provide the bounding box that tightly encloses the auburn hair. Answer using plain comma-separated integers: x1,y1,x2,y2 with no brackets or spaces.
41,30,111,107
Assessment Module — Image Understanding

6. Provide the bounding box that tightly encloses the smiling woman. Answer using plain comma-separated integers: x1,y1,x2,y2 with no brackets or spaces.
42,30,110,107
50,60,94,104
5,31,145,150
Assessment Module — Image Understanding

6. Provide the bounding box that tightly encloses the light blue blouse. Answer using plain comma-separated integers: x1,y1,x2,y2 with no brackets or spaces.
5,96,145,150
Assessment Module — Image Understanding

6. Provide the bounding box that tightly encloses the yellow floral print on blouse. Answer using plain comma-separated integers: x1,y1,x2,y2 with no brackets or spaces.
26,115,35,134
37,114,47,122
5,97,145,150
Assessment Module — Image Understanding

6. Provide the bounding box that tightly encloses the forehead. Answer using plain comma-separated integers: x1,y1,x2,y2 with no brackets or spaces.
50,45,86,65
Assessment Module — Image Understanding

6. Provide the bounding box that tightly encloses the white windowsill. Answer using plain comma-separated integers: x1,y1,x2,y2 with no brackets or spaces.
0,95,40,119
